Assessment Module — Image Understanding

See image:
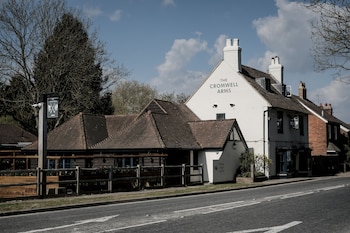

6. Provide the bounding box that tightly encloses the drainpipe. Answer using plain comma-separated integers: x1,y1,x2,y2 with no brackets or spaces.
263,108,269,175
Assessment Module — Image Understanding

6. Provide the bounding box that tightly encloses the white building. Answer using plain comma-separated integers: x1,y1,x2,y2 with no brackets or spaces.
186,38,311,177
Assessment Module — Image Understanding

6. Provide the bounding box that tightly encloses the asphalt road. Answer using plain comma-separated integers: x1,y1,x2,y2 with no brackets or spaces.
1,176,350,233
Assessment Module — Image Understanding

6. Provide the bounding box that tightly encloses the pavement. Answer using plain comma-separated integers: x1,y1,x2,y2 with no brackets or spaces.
1,172,349,216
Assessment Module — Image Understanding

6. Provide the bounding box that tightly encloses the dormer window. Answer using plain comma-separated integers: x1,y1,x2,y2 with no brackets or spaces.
256,77,271,91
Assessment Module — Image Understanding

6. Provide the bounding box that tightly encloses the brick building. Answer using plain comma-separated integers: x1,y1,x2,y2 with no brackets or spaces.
296,81,350,174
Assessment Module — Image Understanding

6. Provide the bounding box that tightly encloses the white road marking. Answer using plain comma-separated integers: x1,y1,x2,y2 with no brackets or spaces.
18,214,119,233
280,191,314,199
317,184,345,191
174,200,261,215
98,220,167,232
228,221,302,233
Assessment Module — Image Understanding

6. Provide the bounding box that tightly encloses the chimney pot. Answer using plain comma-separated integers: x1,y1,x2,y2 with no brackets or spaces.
298,81,307,99
268,56,284,84
223,38,241,72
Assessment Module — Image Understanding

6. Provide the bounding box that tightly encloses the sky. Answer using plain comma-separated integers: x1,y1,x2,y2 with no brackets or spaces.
68,0,350,123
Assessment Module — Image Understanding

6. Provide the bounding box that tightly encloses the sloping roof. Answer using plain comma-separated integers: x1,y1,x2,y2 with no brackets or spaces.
94,99,201,150
93,111,165,149
25,113,109,151
241,65,309,114
24,99,243,152
0,124,37,147
189,119,236,149
327,142,341,153
105,114,137,137
296,96,349,128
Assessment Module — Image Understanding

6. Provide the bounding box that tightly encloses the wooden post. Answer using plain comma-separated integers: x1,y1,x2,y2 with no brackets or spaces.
200,164,203,184
181,164,186,186
108,166,113,193
160,164,165,187
75,166,80,195
36,167,41,197
136,165,141,190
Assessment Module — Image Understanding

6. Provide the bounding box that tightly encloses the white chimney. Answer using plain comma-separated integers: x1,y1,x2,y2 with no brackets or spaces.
223,38,241,72
268,56,284,84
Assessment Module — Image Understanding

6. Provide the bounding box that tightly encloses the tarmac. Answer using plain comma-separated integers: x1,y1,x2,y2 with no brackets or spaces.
1,172,349,217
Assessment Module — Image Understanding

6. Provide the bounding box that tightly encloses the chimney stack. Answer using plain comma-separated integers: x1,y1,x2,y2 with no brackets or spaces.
298,81,307,99
322,103,333,115
223,38,241,72
268,56,284,84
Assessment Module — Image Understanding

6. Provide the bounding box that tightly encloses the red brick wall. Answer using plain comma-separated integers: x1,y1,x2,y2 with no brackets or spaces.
309,115,327,156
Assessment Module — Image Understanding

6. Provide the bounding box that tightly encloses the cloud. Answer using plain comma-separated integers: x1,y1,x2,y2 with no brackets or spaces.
83,6,103,18
110,9,123,22
208,34,228,66
252,0,317,73
310,80,350,123
151,38,207,94
162,0,175,7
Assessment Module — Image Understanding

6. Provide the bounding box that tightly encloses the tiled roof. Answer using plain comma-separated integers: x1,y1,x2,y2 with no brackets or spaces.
94,99,202,150
24,99,240,152
0,124,37,147
25,113,108,151
241,65,309,114
189,119,237,149
93,111,165,149
296,96,349,128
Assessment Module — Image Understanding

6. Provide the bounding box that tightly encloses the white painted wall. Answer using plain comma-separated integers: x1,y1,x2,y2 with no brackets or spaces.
186,38,309,177
198,127,247,183
186,61,271,173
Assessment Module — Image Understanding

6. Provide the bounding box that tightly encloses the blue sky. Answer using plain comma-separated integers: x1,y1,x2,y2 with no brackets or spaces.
68,0,350,123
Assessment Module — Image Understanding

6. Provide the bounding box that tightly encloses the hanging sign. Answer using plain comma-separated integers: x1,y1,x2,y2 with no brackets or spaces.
47,97,59,119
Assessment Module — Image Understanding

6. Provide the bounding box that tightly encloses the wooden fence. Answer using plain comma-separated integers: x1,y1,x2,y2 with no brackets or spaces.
0,164,203,199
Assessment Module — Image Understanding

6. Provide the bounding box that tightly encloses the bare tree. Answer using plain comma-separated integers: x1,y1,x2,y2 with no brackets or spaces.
0,0,128,132
158,92,190,104
307,0,350,81
112,80,158,114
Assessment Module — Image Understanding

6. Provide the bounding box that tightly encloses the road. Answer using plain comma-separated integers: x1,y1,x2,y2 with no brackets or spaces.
1,176,350,233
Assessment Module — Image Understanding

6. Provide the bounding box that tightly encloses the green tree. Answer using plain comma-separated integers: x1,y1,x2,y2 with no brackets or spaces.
34,13,111,129
112,80,158,114
0,0,127,133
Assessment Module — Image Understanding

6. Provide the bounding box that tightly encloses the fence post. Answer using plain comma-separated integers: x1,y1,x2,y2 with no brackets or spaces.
136,165,141,190
36,167,41,197
181,164,186,186
200,164,203,184
160,164,165,187
76,166,80,195
108,166,113,193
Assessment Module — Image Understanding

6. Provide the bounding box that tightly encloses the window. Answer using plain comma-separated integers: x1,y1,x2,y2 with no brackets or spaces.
216,113,225,120
277,111,283,134
328,125,332,139
60,159,73,168
115,158,138,168
47,159,56,169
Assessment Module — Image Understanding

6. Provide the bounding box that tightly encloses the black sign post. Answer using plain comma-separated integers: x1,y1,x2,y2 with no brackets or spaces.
34,93,59,198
